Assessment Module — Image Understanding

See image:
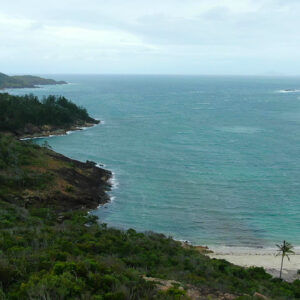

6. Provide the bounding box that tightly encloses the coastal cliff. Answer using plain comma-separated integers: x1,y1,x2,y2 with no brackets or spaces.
42,150,112,211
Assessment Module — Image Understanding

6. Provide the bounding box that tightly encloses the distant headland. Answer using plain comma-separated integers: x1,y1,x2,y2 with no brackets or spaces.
0,72,67,89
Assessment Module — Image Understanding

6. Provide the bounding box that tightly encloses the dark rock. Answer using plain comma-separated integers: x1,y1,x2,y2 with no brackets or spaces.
86,160,97,167
44,151,112,212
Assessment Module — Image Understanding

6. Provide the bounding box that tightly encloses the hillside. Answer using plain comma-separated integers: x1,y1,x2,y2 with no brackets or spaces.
0,136,111,212
0,93,299,299
0,72,66,89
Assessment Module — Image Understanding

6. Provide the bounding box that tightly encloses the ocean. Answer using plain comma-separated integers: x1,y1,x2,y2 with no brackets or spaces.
7,75,300,250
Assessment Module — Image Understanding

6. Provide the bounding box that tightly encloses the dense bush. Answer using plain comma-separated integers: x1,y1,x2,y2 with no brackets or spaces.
0,93,96,132
0,199,299,299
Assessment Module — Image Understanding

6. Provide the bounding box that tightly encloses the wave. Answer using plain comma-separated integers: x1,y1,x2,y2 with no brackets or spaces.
277,89,300,93
93,169,119,209
67,122,101,134
217,126,262,134
108,171,119,190
96,162,106,168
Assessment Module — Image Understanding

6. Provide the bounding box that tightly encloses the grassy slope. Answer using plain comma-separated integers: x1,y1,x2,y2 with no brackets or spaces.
0,135,111,212
0,138,299,299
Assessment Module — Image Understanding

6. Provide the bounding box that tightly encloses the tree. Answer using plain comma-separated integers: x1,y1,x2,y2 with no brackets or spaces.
276,240,295,279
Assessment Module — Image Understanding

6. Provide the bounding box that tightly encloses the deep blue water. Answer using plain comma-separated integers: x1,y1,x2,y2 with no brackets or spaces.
7,75,300,248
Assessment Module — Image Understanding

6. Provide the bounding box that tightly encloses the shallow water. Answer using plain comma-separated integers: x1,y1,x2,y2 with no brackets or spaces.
7,75,300,249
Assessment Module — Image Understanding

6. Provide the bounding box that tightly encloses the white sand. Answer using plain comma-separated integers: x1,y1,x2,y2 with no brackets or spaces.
208,248,300,282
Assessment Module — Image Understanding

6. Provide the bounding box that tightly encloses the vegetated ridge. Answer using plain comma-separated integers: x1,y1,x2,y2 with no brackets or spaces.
0,93,99,138
0,72,67,89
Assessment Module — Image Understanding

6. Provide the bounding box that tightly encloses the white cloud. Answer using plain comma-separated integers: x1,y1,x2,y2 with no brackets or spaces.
1,0,300,74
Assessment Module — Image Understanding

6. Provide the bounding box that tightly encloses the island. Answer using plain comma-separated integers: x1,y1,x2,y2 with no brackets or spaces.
0,72,67,89
0,93,299,299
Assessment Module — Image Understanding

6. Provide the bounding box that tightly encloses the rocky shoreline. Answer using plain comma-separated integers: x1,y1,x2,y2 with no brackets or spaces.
1,119,112,213
17,120,100,140
44,150,112,212
7,147,113,213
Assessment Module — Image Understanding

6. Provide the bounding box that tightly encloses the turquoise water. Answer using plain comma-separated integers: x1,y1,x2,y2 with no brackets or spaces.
8,75,300,248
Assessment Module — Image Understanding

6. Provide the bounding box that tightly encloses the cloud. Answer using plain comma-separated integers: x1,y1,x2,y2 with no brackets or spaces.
1,0,300,74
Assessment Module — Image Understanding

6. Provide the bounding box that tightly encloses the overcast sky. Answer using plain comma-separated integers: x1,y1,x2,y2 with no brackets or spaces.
1,0,300,75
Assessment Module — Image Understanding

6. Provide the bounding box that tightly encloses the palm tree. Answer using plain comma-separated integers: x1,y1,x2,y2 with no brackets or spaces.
276,240,295,279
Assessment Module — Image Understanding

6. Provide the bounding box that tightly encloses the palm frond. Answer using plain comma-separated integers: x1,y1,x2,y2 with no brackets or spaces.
276,241,295,258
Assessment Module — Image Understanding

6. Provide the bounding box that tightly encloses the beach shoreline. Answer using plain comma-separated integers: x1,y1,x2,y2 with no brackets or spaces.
207,247,300,282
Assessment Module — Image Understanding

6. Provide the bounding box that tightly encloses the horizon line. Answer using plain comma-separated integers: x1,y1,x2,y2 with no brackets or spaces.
5,72,300,77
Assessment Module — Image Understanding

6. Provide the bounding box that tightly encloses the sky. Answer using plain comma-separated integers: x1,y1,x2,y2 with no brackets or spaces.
1,0,300,75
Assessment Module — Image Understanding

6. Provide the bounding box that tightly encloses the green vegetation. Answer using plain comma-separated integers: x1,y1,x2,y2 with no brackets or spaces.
0,137,299,299
0,135,55,200
0,93,299,298
0,72,66,89
0,93,97,133
0,200,299,299
276,241,295,279
0,135,110,213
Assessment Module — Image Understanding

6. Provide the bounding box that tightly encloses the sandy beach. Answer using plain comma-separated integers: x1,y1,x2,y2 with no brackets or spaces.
208,247,300,282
